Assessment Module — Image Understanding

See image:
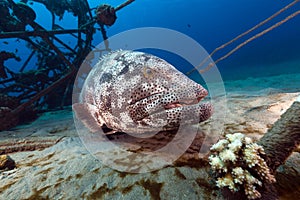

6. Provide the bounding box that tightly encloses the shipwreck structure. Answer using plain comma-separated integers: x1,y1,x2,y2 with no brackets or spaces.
0,0,135,131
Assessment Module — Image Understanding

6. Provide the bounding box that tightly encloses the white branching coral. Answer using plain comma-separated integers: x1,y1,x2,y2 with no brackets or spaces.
208,133,276,200
219,149,237,162
210,139,229,152
209,155,225,172
216,174,236,192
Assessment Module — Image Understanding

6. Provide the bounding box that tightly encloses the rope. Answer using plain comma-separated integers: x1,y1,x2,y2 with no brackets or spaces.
186,0,300,75
200,10,300,74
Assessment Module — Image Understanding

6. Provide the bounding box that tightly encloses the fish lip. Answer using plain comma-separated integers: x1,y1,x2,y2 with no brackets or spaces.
163,100,211,111
163,92,208,110
163,101,213,123
164,99,199,109
150,95,213,122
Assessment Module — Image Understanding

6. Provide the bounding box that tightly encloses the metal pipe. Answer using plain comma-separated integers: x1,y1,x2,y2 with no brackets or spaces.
20,51,35,72
0,29,80,39
115,0,135,12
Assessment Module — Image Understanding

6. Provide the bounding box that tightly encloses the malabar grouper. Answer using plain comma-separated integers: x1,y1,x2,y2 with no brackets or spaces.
73,50,213,135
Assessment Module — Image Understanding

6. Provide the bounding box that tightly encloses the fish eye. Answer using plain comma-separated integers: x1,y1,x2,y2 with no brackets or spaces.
143,67,154,78
146,68,152,74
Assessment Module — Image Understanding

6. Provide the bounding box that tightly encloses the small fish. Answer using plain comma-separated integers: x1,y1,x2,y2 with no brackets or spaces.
73,50,213,135
3,41,9,45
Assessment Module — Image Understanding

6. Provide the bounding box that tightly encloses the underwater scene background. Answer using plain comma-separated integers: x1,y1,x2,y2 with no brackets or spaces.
3,0,300,82
1,0,300,200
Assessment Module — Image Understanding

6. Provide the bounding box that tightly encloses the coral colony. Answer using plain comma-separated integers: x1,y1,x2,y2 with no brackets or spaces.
208,133,276,199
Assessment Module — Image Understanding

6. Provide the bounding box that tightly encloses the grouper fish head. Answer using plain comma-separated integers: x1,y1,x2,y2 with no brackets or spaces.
73,50,213,135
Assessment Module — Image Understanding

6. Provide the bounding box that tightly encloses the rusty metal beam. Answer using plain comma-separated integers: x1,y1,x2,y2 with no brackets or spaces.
0,29,80,39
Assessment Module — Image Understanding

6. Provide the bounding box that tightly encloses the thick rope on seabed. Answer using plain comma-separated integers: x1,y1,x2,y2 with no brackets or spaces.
258,97,300,172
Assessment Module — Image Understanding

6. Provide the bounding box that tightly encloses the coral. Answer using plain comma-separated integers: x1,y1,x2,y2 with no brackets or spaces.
209,133,276,199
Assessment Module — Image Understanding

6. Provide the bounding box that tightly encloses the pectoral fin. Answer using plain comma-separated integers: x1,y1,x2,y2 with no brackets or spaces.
72,103,103,133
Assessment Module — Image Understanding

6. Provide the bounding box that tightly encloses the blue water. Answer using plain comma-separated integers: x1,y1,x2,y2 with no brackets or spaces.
91,0,300,81
2,0,300,82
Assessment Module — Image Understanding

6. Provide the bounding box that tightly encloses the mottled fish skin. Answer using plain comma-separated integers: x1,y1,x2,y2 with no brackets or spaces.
74,50,213,134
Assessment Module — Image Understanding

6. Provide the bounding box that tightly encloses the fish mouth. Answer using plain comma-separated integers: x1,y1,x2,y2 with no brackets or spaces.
161,94,213,124
163,97,203,110
128,90,213,124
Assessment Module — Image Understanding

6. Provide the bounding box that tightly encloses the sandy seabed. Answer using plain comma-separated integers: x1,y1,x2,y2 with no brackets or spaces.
0,73,300,200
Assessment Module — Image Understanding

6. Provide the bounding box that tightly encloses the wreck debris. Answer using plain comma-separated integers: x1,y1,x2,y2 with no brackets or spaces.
0,51,20,79
0,0,135,131
0,94,20,131
0,0,25,32
10,1,37,24
95,4,117,26
0,107,19,131
95,0,135,26
94,0,135,50
0,94,19,109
